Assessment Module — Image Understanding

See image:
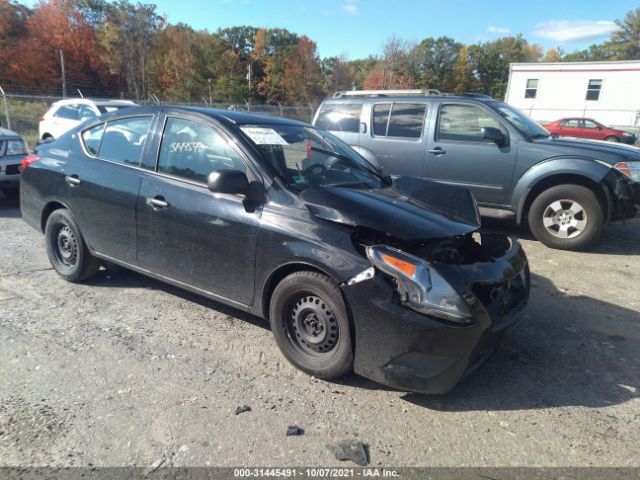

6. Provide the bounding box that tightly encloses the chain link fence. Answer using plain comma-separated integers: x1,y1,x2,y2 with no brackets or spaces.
0,93,316,148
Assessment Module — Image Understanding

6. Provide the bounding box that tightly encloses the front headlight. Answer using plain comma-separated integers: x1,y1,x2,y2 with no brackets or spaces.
6,140,27,155
366,245,473,324
614,162,640,182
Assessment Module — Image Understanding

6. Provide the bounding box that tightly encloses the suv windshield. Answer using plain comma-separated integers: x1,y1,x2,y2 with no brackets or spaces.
240,124,382,190
490,102,550,139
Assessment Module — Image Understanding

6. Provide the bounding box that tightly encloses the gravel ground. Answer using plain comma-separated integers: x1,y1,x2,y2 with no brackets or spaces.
0,191,639,468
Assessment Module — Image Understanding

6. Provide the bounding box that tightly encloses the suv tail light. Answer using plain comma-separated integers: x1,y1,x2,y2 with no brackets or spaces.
21,153,40,171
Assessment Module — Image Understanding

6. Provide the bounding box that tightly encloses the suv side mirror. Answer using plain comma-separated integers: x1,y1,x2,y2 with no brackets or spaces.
482,127,507,147
207,170,249,195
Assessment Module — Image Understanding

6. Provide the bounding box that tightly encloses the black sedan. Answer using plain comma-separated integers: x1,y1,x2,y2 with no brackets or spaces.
20,106,530,394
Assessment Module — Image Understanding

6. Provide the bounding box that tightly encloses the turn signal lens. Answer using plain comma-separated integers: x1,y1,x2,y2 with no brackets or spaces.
381,254,416,277
20,153,40,171
614,161,640,182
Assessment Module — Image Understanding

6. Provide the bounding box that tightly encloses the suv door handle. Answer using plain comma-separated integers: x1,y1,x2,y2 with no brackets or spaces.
146,196,169,209
428,147,446,155
65,174,81,186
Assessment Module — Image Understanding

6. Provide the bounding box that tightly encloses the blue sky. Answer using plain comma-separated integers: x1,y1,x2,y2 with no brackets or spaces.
23,0,639,58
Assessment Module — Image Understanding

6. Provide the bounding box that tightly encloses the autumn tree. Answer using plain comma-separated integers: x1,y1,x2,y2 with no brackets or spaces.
282,36,322,105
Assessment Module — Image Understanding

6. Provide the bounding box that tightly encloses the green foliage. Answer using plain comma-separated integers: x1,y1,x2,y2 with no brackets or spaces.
4,99,49,147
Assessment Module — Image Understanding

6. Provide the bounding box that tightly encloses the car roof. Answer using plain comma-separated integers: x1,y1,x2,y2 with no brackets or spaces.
0,127,22,139
52,98,137,107
160,106,309,127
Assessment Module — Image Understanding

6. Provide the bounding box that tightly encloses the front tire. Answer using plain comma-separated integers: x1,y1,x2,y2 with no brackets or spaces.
604,135,619,142
528,184,604,250
270,271,353,380
45,209,101,282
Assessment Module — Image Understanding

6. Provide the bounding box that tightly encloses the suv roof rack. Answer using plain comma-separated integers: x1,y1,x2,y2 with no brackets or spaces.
333,89,442,98
453,93,494,100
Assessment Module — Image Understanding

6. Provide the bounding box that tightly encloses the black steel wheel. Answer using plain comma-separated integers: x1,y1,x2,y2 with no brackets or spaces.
270,271,353,379
45,209,101,282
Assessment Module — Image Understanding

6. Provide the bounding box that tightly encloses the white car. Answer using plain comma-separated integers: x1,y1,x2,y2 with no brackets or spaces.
39,99,137,140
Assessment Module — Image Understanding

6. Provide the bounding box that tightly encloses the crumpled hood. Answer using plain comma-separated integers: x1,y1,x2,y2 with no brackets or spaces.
300,176,480,240
534,137,640,163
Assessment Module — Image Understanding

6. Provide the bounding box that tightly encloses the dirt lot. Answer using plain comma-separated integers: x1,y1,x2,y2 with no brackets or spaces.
0,191,639,468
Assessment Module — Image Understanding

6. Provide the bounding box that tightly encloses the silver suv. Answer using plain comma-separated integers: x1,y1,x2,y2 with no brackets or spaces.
313,90,640,250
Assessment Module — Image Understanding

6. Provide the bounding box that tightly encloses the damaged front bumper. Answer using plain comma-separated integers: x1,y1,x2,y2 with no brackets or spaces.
607,170,640,221
342,233,530,394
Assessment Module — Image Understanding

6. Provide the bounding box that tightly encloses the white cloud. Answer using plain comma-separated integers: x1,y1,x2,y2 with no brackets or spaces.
342,0,359,15
488,26,511,34
532,19,619,42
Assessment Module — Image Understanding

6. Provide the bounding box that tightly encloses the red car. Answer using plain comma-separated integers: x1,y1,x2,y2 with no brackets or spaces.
545,118,637,144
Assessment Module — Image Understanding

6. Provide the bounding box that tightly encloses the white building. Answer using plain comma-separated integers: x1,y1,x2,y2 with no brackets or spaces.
505,60,640,128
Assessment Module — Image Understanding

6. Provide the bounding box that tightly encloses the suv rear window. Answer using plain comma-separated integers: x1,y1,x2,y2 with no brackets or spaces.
372,103,427,139
315,103,362,133
54,105,79,120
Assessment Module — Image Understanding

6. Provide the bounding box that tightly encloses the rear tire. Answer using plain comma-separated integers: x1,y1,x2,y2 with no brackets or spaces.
604,135,619,142
270,271,353,380
45,209,101,282
528,184,604,250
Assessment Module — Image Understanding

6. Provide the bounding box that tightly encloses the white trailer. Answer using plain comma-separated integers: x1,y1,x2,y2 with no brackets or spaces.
505,60,640,129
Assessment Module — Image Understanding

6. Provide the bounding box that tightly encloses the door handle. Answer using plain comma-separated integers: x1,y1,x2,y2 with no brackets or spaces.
428,147,446,155
146,196,169,209
65,174,81,186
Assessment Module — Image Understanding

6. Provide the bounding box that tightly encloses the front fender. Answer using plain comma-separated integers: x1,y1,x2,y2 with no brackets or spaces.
511,157,613,224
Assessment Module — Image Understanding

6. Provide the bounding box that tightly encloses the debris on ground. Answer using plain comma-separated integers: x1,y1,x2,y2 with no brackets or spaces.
327,439,369,466
234,405,251,415
286,425,304,436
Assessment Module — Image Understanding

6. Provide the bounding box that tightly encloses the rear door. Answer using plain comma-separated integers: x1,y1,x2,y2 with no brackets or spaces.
135,114,260,306
67,114,156,264
359,101,428,177
313,102,362,147
558,119,581,137
424,102,516,205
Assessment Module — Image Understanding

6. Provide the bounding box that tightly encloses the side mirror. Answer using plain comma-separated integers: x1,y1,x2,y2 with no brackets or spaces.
482,127,507,147
207,170,249,195
597,126,603,130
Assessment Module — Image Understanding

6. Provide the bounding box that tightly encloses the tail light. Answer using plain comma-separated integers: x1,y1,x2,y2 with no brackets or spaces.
38,117,44,122
21,153,40,171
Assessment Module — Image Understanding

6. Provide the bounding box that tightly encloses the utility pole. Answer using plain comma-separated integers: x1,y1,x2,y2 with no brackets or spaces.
208,78,212,105
60,49,67,98
247,64,252,97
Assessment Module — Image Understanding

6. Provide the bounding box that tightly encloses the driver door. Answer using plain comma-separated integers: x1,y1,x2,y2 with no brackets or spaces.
136,115,260,305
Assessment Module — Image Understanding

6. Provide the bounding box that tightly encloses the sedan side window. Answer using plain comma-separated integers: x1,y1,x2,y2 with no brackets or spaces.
157,118,246,184
79,105,97,121
98,116,152,166
437,104,501,143
55,105,79,120
81,123,105,155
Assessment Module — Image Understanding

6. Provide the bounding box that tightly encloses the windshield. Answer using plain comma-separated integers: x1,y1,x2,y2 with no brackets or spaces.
490,102,550,138
240,124,382,190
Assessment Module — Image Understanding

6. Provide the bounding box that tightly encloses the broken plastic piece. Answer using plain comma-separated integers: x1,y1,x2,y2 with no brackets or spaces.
327,439,369,466
234,405,251,415
286,425,304,436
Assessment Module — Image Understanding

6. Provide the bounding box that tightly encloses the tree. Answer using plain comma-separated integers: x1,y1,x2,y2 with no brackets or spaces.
609,7,640,59
282,36,322,105
452,45,478,93
413,36,462,92
97,0,162,99
542,47,563,62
